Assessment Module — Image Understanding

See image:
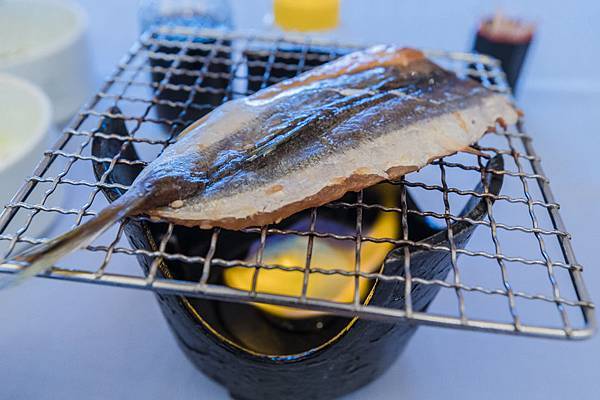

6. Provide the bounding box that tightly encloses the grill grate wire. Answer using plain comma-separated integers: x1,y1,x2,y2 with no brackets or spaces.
0,28,594,339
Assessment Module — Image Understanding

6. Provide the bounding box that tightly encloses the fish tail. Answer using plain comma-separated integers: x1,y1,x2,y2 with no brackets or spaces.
0,194,144,288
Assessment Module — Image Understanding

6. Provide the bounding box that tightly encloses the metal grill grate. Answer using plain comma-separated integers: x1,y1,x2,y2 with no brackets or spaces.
0,28,594,339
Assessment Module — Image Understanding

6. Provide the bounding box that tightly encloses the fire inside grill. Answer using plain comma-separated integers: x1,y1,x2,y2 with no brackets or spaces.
0,28,594,344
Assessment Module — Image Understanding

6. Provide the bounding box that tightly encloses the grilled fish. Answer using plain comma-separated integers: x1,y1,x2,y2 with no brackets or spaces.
2,46,518,283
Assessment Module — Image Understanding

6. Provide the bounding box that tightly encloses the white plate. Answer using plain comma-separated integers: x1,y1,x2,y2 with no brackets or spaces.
0,0,93,123
0,73,61,253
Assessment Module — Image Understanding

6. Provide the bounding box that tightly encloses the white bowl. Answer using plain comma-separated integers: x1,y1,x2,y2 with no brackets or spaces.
0,73,59,247
0,0,93,124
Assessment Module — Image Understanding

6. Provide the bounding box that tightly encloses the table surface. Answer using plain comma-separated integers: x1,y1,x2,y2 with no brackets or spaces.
1,1,599,399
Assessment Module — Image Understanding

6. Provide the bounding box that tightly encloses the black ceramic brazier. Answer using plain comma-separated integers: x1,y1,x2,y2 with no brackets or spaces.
91,110,503,400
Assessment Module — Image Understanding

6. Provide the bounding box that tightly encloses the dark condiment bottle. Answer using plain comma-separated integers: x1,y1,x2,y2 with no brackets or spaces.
473,13,535,93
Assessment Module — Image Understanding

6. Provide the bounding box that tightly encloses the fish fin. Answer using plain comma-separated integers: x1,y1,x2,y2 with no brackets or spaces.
461,146,489,158
0,194,144,288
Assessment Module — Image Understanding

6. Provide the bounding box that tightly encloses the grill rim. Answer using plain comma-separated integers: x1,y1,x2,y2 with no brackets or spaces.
0,27,594,340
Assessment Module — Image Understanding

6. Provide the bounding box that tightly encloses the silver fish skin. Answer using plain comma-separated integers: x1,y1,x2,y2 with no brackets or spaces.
140,46,518,229
0,46,518,285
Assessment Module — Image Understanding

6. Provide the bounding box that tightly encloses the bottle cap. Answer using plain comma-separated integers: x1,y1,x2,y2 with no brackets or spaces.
274,0,339,32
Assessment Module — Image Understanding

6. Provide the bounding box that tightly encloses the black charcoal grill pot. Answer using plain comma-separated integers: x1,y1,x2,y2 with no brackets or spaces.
148,32,231,123
244,46,349,94
92,110,504,400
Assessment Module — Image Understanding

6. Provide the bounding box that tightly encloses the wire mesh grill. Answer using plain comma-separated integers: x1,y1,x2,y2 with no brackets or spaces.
0,28,594,339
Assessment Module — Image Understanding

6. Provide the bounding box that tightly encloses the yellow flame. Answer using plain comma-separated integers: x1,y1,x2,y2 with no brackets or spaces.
223,185,399,319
